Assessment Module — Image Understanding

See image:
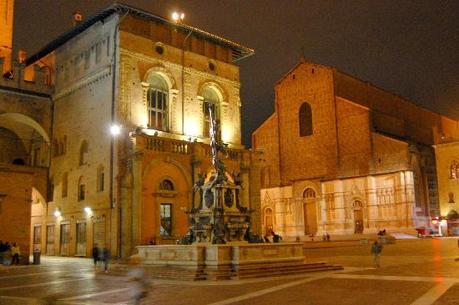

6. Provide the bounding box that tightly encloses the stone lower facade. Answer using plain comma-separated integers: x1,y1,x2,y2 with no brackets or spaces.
261,171,424,238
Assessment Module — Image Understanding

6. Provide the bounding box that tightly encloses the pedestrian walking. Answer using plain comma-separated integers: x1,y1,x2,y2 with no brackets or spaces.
371,240,383,268
92,244,99,270
102,247,110,273
11,242,20,265
128,256,150,305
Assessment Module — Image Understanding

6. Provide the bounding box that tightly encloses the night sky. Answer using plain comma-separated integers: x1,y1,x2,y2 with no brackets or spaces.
13,0,459,146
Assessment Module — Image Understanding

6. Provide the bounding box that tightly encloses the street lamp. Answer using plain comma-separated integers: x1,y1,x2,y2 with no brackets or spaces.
54,209,61,217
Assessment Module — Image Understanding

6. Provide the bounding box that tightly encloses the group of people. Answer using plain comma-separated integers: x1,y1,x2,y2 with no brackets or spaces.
264,230,282,243
0,241,20,265
91,244,110,272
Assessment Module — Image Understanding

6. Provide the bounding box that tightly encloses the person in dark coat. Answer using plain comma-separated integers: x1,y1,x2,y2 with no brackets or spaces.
102,247,110,273
92,244,99,270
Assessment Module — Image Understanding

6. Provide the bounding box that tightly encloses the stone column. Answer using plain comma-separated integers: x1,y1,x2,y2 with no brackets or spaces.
131,140,144,254
366,176,378,229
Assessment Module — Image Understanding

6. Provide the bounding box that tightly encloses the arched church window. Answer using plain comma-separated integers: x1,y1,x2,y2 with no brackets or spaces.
159,179,174,191
201,87,220,138
147,73,169,131
303,188,316,199
450,160,458,179
78,176,85,201
299,102,313,137
79,140,88,166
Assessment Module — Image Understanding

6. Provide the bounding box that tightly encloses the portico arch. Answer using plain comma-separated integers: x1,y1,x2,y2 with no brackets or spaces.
0,113,50,144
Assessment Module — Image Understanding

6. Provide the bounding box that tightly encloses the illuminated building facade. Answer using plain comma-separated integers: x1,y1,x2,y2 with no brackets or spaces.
253,60,459,238
18,3,258,258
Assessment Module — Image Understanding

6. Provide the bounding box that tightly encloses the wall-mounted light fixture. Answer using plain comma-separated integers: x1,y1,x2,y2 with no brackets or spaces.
84,206,92,215
54,209,61,218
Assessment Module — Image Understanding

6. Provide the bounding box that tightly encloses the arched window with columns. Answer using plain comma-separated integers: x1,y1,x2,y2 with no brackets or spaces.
201,86,221,138
146,73,169,131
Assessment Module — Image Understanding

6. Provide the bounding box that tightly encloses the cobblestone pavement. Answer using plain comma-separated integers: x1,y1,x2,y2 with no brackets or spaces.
0,238,458,305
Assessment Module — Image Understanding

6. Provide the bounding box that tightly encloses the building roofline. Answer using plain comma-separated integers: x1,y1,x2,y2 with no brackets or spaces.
25,2,254,66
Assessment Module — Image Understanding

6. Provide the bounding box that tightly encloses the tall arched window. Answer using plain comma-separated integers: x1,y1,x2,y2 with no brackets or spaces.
147,73,169,131
78,176,85,201
201,87,220,137
299,102,313,137
79,140,88,165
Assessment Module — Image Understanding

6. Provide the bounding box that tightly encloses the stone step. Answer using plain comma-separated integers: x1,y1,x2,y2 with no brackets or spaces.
234,264,343,279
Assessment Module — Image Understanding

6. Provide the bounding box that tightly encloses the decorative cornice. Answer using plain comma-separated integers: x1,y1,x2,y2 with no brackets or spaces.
120,48,240,88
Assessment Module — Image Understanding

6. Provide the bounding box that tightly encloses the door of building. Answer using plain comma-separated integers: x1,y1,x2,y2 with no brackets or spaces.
353,200,364,234
303,188,318,235
33,225,41,251
93,218,106,249
76,221,86,256
46,225,55,255
60,223,70,255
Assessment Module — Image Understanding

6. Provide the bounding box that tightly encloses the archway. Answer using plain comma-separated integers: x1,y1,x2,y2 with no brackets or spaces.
303,188,318,235
142,160,190,244
0,113,50,166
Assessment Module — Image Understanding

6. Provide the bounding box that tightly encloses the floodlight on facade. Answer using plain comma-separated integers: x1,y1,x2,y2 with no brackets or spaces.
84,206,92,215
54,209,61,217
172,11,185,22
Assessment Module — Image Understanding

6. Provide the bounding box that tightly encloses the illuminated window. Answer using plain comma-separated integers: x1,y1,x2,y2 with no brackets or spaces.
160,203,172,236
202,88,220,137
79,140,88,166
299,102,313,137
450,160,458,179
147,73,168,131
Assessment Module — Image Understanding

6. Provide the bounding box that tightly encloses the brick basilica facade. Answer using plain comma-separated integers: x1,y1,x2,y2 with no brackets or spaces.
252,60,459,238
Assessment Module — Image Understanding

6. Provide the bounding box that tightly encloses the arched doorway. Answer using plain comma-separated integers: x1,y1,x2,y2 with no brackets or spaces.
303,188,318,235
264,207,274,234
353,200,364,234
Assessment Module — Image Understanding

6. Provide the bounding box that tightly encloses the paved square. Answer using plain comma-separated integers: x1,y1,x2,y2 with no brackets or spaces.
0,239,458,305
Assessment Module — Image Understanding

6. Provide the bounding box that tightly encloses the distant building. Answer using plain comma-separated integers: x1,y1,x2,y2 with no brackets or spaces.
0,1,260,259
252,60,459,238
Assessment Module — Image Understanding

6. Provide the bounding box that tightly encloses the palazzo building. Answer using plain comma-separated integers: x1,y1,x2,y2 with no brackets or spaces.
0,1,261,259
252,60,459,238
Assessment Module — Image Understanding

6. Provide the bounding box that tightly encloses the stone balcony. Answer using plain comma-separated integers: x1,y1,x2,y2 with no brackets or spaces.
133,132,250,167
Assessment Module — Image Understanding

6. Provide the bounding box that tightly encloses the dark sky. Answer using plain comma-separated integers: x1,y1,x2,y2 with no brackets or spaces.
13,0,459,146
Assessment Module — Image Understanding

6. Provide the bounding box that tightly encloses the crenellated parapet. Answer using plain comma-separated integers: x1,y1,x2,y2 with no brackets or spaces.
0,58,53,95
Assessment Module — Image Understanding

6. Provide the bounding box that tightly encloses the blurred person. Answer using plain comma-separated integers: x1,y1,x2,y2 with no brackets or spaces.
128,255,151,305
92,244,99,270
371,240,383,268
102,247,110,273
